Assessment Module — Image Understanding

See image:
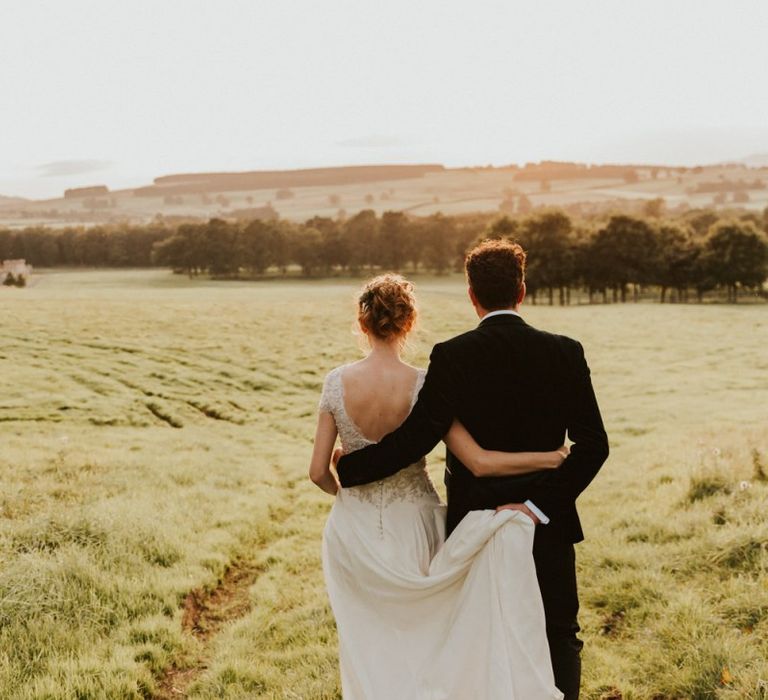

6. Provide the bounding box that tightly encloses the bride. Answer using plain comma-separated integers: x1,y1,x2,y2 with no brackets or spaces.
309,274,565,699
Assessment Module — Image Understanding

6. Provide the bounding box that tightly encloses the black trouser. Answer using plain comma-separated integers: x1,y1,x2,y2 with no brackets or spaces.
532,532,583,700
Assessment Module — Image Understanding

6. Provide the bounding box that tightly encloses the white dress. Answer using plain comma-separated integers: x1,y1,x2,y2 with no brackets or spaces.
320,365,563,700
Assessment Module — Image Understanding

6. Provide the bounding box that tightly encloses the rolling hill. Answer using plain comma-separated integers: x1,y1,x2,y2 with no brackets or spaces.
1,161,767,229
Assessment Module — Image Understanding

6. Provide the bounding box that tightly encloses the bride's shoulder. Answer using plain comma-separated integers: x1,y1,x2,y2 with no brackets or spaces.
322,363,347,384
404,363,427,377
321,360,361,388
324,360,363,379
325,360,357,374
319,363,352,411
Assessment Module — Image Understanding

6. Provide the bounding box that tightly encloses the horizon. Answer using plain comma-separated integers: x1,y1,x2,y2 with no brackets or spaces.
5,156,768,204
2,0,768,199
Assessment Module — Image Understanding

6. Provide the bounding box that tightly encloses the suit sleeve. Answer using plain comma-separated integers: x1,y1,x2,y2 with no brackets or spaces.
525,340,609,516
336,343,459,487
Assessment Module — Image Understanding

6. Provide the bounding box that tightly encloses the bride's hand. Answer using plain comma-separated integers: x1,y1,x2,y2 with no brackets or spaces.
550,444,570,468
332,447,344,468
496,502,541,524
545,445,571,469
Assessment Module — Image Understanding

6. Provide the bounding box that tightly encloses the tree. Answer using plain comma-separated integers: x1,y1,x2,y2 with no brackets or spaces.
653,225,697,302
152,231,189,274
204,219,238,276
642,197,665,219
684,209,719,238
79,227,111,266
452,217,484,271
484,215,518,241
0,229,13,260
421,214,454,274
498,197,516,214
306,216,347,272
343,210,379,272
9,227,58,266
703,222,768,302
181,223,211,275
689,247,718,303
519,210,575,305
404,218,427,271
378,211,409,271
270,221,291,273
571,236,599,302
239,220,274,275
290,227,323,276
517,194,533,215
586,216,658,302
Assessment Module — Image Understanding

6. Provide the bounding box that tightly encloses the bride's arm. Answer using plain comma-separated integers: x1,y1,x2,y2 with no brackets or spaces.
444,419,568,477
309,411,340,495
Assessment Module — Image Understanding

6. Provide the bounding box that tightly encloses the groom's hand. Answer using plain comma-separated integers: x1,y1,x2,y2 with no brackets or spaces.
495,503,541,525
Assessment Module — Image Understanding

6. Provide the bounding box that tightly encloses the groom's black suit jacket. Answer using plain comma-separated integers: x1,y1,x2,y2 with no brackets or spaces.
336,313,609,543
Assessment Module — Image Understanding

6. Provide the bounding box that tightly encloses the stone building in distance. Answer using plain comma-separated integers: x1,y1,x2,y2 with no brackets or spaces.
1,259,32,283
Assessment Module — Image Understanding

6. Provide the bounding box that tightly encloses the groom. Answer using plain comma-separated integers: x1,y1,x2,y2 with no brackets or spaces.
335,239,609,699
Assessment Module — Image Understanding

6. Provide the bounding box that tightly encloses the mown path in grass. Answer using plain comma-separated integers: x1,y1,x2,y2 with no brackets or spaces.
153,470,299,699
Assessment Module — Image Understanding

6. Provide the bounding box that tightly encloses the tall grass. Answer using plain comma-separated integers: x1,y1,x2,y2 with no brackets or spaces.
0,269,766,698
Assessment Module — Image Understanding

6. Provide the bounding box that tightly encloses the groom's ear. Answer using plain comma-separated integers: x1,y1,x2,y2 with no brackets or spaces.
517,282,526,307
468,285,478,307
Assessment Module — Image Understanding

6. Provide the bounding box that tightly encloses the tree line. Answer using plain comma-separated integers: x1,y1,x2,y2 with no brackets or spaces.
0,223,170,267
2,206,767,303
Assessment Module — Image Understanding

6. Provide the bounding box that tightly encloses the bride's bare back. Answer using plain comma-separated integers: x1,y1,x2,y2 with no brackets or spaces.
340,358,421,443
307,272,566,498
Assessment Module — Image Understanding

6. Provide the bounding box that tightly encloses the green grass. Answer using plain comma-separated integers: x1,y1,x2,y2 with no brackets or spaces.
1,269,767,699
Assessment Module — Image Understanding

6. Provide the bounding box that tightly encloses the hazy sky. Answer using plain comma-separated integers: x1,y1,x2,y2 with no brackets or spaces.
2,0,768,198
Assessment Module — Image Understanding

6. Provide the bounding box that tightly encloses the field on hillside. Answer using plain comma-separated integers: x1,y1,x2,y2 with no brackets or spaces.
1,269,767,699
3,162,768,228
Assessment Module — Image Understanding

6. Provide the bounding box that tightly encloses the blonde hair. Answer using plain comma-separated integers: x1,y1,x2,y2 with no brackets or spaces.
357,274,417,341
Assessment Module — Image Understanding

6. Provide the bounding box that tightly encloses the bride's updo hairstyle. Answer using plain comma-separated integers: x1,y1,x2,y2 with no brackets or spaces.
357,274,417,343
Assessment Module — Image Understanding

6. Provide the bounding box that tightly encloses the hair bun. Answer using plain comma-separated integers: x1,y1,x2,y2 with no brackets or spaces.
358,274,417,341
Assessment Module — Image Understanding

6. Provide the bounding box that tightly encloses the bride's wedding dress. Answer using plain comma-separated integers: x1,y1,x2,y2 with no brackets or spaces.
320,365,563,700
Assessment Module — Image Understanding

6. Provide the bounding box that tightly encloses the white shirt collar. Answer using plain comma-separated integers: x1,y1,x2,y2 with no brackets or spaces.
481,309,521,321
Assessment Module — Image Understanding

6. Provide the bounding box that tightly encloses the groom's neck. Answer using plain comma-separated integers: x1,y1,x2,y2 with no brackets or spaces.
475,304,520,319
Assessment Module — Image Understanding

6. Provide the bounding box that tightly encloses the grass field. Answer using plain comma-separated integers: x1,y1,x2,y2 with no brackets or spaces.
1,269,767,699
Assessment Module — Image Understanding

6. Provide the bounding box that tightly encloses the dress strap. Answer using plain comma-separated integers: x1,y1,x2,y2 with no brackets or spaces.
410,369,427,410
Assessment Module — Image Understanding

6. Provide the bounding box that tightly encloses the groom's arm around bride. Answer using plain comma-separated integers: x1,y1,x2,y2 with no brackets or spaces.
336,240,609,538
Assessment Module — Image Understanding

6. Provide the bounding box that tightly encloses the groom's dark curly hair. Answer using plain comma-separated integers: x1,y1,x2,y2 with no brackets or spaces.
464,239,526,310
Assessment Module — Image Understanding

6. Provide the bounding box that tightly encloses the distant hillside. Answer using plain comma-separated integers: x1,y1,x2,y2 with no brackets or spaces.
3,160,768,229
0,194,28,205
133,164,445,197
64,185,110,199
512,161,671,181
741,154,768,168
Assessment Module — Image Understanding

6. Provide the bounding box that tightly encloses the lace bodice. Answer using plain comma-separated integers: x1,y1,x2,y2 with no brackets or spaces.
319,364,438,507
